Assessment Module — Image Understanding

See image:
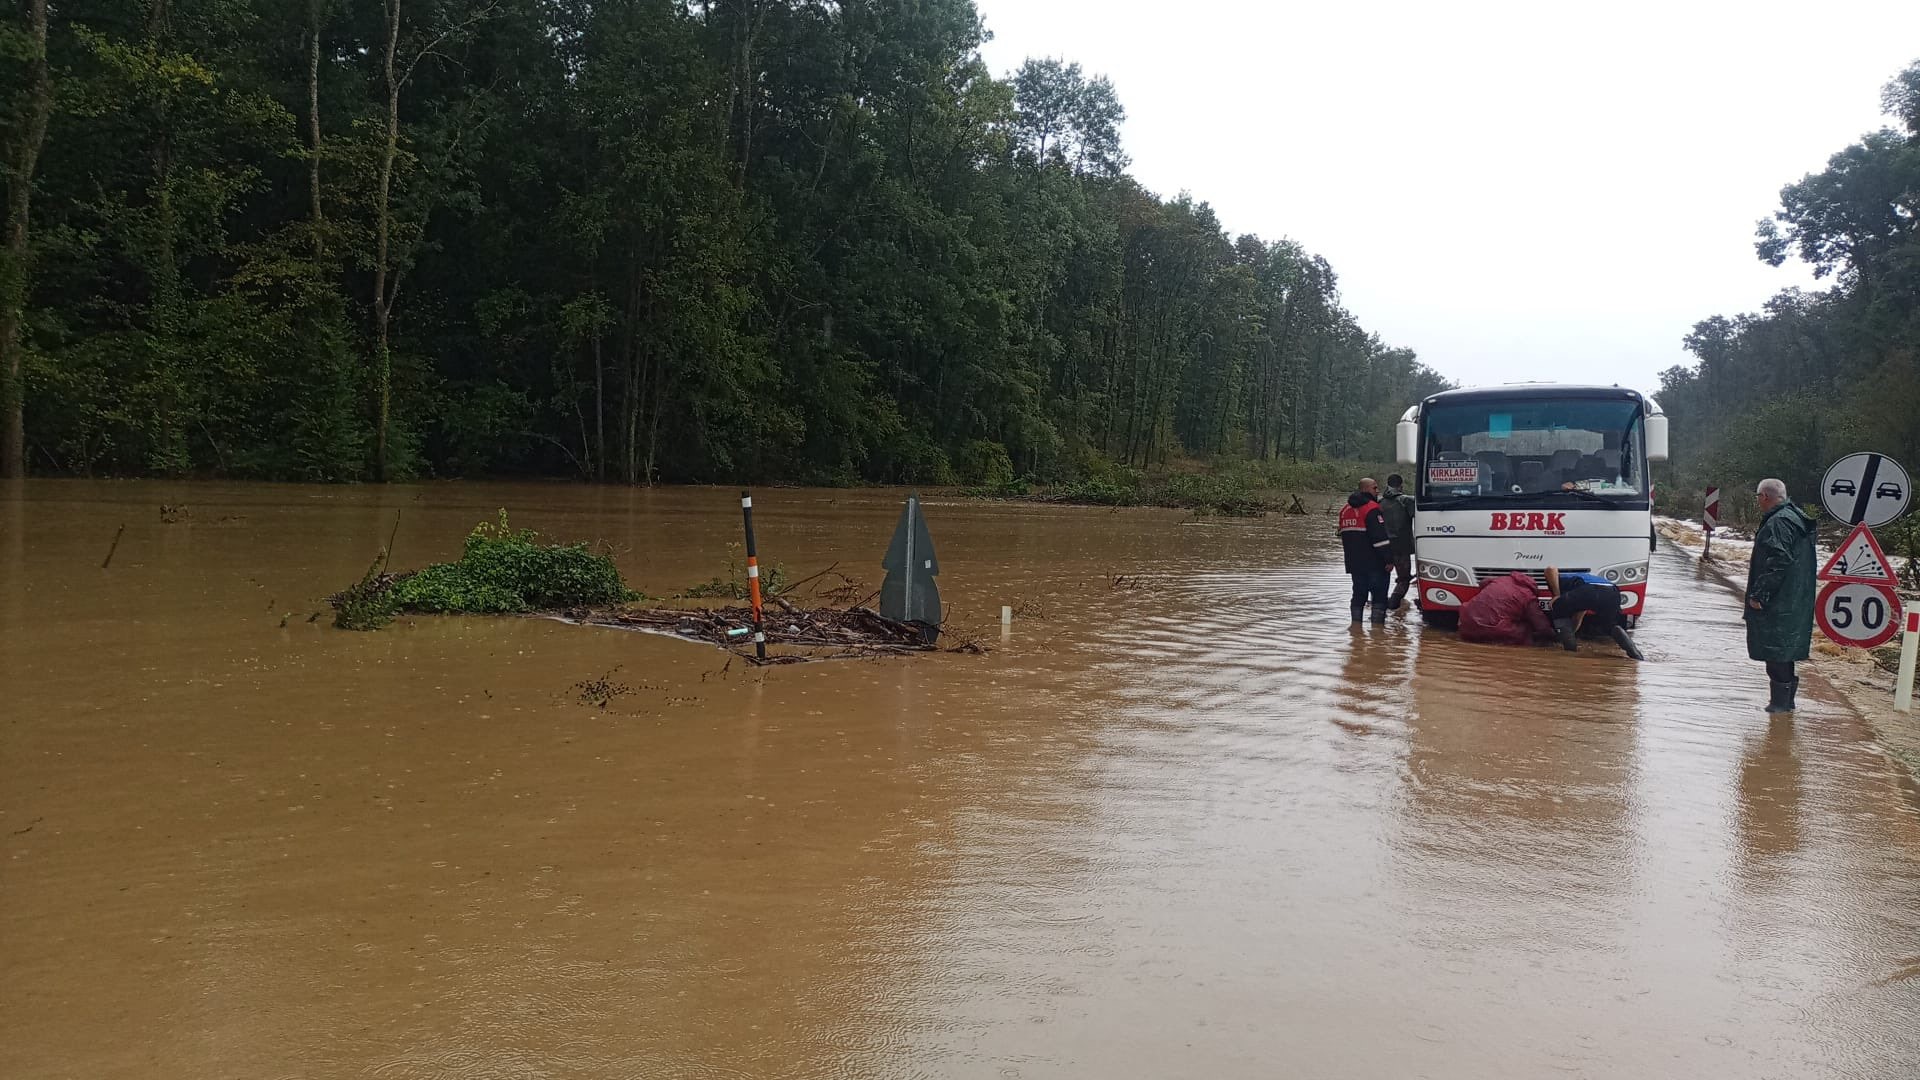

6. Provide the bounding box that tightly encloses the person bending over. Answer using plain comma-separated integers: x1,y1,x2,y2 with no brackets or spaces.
1458,571,1551,646
1545,566,1644,661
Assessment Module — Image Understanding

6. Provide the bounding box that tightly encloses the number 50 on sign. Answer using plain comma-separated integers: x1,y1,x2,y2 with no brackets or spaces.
1816,580,1903,650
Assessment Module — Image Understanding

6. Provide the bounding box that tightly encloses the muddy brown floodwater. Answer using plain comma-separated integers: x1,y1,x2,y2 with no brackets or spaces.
3,480,1919,1079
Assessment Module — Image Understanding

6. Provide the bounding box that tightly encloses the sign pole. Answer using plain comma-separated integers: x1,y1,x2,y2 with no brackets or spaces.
740,490,766,661
1702,486,1718,560
1898,611,1919,713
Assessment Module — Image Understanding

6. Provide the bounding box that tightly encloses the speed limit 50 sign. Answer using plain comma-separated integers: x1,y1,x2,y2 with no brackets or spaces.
1816,580,1903,650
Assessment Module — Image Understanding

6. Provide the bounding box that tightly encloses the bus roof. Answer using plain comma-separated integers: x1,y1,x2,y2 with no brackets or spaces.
1421,383,1653,408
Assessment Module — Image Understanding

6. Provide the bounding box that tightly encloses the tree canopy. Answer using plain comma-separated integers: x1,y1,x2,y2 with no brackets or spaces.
1,0,1445,484
1660,58,1920,511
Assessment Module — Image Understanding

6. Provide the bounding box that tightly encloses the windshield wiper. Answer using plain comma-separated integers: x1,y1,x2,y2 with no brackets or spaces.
1555,487,1610,502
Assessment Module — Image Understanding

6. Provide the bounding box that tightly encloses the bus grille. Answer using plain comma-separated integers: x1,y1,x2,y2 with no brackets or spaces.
1473,567,1590,591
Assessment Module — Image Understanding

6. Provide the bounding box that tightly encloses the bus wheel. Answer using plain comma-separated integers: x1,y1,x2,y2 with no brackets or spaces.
1420,609,1459,630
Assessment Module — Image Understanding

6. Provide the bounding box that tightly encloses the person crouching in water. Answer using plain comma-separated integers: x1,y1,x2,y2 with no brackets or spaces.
1339,478,1393,624
1458,570,1552,645
1545,566,1645,661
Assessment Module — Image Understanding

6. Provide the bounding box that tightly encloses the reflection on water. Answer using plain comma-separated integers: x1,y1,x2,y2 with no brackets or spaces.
1,481,1918,1079
1738,716,1803,865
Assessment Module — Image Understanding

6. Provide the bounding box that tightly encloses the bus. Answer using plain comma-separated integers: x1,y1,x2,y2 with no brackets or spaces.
1394,384,1669,628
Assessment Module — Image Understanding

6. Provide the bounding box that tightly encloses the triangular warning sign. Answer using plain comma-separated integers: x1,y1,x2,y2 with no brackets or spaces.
1818,522,1896,583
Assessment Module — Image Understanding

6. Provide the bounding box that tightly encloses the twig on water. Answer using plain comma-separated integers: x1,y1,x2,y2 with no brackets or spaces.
101,524,126,569
774,561,840,597
381,510,402,573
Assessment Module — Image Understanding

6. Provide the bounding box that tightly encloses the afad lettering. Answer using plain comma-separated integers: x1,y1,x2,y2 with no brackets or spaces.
1490,512,1567,533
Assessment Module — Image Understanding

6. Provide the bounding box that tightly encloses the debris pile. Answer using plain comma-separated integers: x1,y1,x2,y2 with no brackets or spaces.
329,509,979,664
563,602,971,664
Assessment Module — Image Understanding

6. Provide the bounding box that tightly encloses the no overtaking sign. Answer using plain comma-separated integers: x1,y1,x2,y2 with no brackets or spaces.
1820,453,1910,527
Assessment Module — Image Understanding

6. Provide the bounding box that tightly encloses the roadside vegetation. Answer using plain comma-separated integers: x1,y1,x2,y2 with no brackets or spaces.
964,458,1397,516
1657,61,1920,547
1,1,1443,487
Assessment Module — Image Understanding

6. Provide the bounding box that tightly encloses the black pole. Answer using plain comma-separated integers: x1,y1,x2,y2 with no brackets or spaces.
741,490,766,660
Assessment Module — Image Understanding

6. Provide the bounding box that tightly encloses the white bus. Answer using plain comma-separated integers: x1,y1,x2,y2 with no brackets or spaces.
1394,384,1669,628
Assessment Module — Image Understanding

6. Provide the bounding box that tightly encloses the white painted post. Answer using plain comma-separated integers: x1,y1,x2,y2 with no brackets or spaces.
1897,610,1919,713
1001,605,1012,627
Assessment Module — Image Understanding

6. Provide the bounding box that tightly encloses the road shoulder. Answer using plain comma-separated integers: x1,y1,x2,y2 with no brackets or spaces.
1655,518,1920,778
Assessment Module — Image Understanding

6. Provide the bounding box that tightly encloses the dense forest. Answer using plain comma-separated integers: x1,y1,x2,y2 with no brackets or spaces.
1659,60,1920,521
0,0,1446,485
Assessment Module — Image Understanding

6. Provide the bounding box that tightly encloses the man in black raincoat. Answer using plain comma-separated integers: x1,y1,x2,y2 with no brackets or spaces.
1745,478,1817,713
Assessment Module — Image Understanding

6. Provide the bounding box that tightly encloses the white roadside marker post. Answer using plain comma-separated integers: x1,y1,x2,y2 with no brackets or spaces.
1897,610,1919,713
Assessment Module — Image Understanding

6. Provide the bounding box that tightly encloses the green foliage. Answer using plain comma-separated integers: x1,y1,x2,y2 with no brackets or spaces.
954,439,1016,487
332,558,399,631
1662,61,1920,513
1881,515,1920,590
384,511,635,615
329,512,636,628
12,0,1444,483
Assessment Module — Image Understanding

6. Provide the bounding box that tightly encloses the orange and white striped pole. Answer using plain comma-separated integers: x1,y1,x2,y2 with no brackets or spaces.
741,490,766,660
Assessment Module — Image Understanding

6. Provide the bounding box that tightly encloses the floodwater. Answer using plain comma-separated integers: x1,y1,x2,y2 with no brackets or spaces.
3,482,1918,1080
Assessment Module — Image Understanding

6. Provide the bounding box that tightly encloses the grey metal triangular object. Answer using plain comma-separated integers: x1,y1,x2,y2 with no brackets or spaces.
880,493,941,629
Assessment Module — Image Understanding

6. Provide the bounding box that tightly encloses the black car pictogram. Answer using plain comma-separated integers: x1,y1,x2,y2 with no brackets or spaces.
1830,478,1856,496
1876,481,1904,499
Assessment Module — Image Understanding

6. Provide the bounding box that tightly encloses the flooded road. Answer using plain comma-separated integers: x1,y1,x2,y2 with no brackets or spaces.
3,481,1918,1079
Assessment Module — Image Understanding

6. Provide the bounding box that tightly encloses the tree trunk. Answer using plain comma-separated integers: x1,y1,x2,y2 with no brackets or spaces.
307,0,325,257
373,0,401,480
1,0,52,479
149,0,178,323
644,354,668,486
592,330,605,482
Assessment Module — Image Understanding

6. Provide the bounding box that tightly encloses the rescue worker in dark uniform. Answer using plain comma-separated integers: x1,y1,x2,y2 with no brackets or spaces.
1339,478,1393,624
1545,566,1645,661
1379,473,1418,610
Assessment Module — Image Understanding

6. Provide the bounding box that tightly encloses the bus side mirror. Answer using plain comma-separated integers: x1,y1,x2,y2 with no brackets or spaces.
1395,420,1418,466
1645,415,1669,462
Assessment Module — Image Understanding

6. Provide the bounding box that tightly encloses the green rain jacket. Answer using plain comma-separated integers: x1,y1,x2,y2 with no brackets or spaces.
1744,502,1817,662
1379,488,1417,559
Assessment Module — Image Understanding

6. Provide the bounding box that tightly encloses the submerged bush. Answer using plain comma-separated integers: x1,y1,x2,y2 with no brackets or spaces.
332,511,635,629
333,560,402,631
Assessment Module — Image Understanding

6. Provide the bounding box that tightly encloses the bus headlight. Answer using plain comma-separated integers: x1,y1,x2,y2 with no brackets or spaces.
1422,560,1466,582
1620,590,1640,609
1600,561,1649,584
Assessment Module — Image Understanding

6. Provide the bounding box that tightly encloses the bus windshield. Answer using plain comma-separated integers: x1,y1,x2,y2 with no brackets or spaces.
1421,397,1646,500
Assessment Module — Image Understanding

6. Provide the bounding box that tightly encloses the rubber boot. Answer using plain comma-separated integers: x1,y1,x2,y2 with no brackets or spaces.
1608,626,1645,661
1351,602,1365,625
1765,678,1798,714
1552,617,1579,652
1371,606,1387,625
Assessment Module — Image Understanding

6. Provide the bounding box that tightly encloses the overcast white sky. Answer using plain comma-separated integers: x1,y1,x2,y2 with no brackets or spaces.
973,0,1920,394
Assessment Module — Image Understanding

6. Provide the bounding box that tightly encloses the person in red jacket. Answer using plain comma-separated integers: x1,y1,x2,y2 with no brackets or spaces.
1339,478,1393,624
1458,571,1552,646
